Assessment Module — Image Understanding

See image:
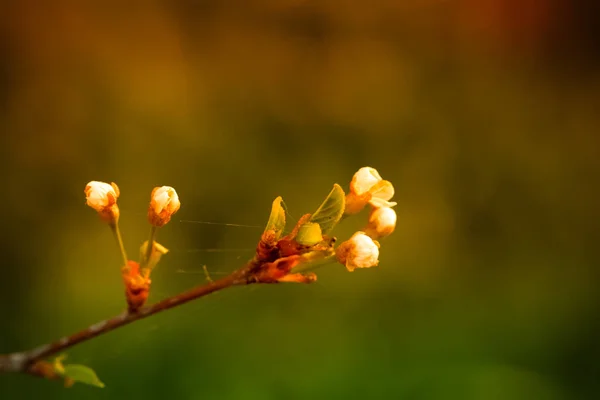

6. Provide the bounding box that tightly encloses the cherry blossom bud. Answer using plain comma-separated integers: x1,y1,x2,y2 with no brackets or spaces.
365,206,397,239
367,180,397,209
84,181,120,224
352,167,383,196
344,167,396,215
148,186,180,227
335,231,380,272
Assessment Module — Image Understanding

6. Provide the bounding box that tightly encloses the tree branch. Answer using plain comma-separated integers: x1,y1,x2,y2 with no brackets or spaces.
0,261,255,377
1,174,385,386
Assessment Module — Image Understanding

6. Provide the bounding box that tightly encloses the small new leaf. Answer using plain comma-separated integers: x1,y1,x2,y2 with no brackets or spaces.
63,364,105,388
140,240,169,271
309,184,345,235
264,196,286,239
296,222,323,246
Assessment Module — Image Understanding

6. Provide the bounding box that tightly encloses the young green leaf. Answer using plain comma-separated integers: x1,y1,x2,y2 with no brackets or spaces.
296,222,323,246
309,184,345,235
63,364,105,388
264,196,286,239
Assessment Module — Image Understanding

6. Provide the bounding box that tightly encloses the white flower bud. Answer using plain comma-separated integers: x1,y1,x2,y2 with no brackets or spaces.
335,231,380,272
365,206,397,239
344,167,396,215
84,181,120,223
351,167,383,196
148,186,180,227
85,181,118,211
368,180,396,208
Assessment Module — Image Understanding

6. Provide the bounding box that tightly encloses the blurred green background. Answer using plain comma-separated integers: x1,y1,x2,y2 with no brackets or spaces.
1,1,599,399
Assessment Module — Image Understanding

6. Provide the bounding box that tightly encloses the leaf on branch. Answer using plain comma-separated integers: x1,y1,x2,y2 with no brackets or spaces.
63,364,105,388
295,222,323,246
309,184,345,235
264,196,286,239
52,355,105,388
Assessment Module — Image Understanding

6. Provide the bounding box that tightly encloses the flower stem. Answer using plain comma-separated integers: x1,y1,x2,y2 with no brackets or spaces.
142,225,157,267
110,222,129,267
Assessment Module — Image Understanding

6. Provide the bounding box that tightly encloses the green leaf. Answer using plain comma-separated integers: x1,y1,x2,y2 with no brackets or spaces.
63,364,105,388
264,196,286,239
296,222,323,246
309,184,345,235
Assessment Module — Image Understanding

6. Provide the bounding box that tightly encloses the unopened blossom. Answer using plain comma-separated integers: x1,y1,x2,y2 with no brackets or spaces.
84,181,120,223
148,186,180,227
367,180,396,208
344,167,396,215
365,206,397,239
335,231,380,272
352,167,383,196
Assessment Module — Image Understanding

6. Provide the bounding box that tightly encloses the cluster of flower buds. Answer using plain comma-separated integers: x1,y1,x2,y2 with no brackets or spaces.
336,167,397,272
84,168,395,300
249,166,397,282
85,181,180,312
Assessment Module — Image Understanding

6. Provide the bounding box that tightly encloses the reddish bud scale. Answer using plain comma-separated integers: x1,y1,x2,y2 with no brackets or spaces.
252,215,330,284
29,360,60,380
121,261,151,313
256,230,280,264
252,255,303,283
28,359,75,387
277,238,308,258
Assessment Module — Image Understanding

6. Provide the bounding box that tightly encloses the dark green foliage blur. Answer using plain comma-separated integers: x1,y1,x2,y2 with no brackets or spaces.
1,1,599,399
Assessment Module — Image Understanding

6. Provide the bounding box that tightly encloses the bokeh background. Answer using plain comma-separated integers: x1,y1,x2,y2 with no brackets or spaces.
1,1,599,399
